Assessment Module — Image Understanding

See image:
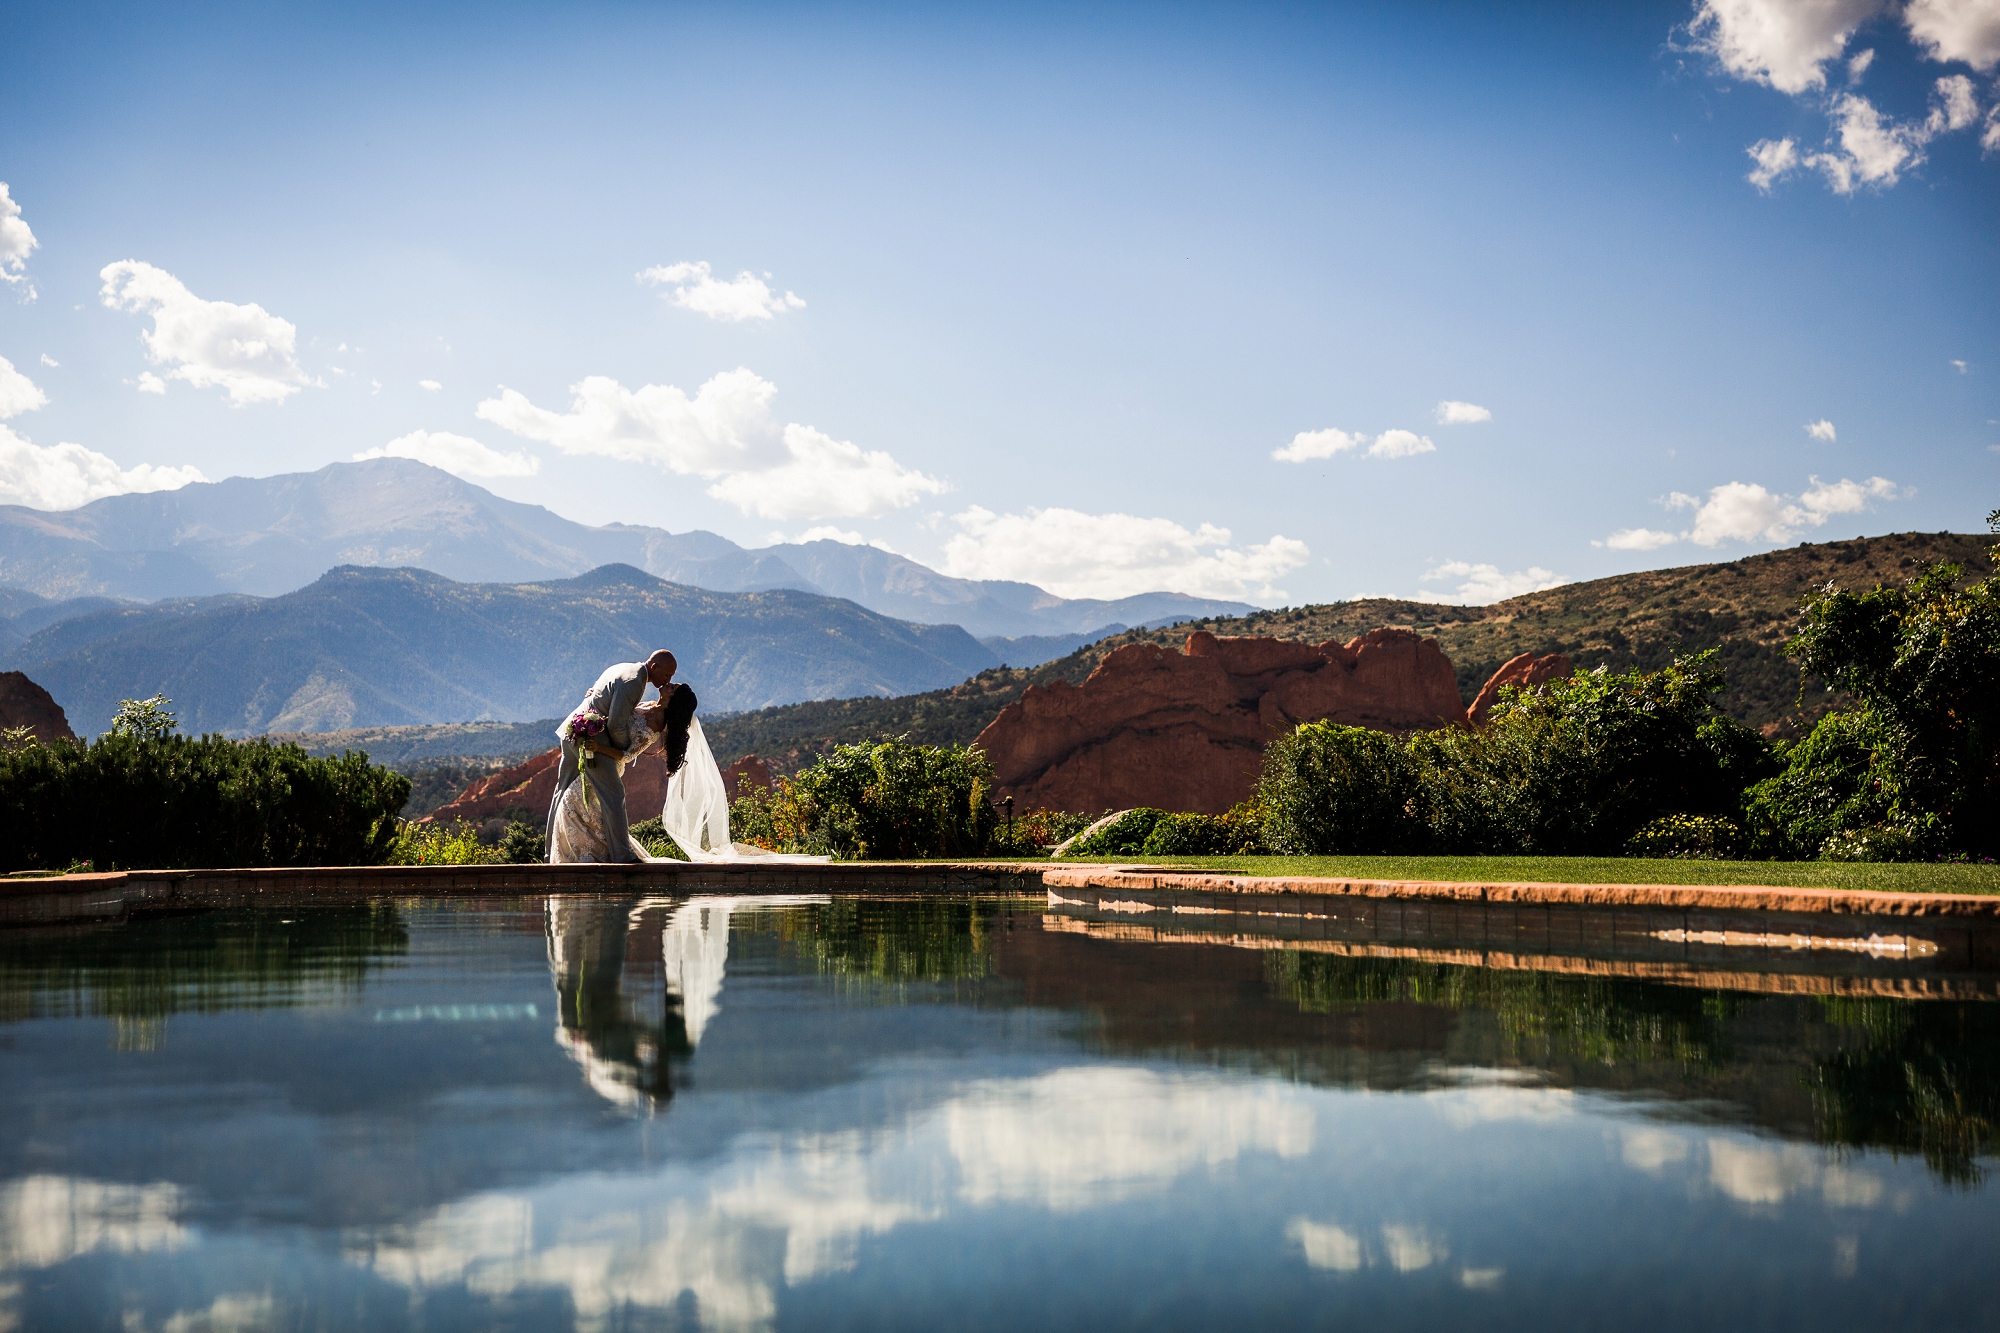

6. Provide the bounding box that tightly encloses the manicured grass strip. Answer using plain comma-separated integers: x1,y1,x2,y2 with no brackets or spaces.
1054,855,2000,896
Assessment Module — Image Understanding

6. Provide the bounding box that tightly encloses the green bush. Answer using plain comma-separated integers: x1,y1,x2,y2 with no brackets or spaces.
1623,814,1744,860
772,739,996,859
1059,808,1166,857
1742,709,1897,860
1259,654,1772,857
1141,804,1268,856
497,820,549,864
986,808,1097,856
388,820,497,866
0,733,410,873
1260,723,1420,854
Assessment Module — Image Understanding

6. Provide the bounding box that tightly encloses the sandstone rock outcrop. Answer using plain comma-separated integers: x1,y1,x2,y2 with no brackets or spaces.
1466,651,1574,726
974,628,1467,815
423,746,675,829
723,754,774,797
0,672,76,744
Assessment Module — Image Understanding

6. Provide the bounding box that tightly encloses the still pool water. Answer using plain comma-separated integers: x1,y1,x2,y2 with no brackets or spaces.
2,892,1997,1331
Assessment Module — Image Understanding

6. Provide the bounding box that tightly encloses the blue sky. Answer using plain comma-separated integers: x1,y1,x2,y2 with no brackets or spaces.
1,0,1995,605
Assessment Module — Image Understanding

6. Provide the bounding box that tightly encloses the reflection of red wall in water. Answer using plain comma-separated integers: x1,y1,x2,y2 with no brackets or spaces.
974,629,1470,815
425,749,775,827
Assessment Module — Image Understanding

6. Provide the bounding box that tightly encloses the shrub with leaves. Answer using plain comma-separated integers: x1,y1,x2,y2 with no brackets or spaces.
388,820,497,866
770,739,996,859
1623,813,1743,860
1778,549,2000,858
0,731,410,872
497,819,549,864
1260,723,1421,855
1140,803,1268,856
1058,808,1166,858
628,816,690,861
987,807,1097,856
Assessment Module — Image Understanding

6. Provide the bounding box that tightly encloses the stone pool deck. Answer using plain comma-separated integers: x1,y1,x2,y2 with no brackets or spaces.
4,859,1999,927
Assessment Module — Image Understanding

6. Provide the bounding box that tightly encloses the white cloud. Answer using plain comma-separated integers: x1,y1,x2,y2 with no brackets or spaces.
1273,427,1361,462
1673,474,1902,545
477,368,943,520
0,424,208,510
419,379,442,391
1952,358,1969,371
638,261,806,322
135,372,166,395
1600,527,1682,551
1272,426,1435,462
0,182,36,293
1368,428,1437,458
1433,400,1492,424
1905,0,2000,69
941,506,1310,601
354,429,540,479
1811,92,1929,191
1806,417,1837,440
1746,136,1802,189
1690,0,1887,94
38,353,57,367
1413,560,1566,604
0,355,48,418
1928,72,1982,130
99,261,316,406
1848,46,1877,79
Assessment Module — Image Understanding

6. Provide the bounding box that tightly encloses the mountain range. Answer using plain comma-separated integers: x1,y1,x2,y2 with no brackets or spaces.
0,458,1252,641
6,564,1003,737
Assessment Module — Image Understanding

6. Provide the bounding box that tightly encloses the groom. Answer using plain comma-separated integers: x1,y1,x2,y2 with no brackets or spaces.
548,649,677,863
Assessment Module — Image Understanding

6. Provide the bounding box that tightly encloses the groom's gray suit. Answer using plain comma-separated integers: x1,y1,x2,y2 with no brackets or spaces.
548,660,651,862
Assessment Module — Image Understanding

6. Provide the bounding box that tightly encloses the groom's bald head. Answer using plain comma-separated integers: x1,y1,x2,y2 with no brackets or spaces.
645,650,677,687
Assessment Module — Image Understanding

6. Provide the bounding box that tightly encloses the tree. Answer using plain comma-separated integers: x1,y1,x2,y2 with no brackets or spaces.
107,694,179,742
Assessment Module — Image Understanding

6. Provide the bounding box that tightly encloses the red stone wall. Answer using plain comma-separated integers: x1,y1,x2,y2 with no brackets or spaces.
0,672,76,744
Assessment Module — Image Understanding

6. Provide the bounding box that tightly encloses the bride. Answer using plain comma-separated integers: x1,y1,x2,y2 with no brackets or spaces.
549,683,821,864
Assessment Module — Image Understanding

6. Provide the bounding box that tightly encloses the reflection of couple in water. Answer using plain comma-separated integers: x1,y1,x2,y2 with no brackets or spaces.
547,649,823,864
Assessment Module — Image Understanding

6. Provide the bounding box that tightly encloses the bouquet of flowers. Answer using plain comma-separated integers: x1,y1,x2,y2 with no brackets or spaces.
565,709,609,806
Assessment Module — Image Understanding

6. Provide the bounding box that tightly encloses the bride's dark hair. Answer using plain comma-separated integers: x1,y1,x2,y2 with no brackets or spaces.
661,682,698,773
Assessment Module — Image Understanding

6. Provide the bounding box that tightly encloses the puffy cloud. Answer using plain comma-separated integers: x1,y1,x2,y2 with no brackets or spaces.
1413,561,1566,605
0,355,48,418
0,424,208,510
1272,426,1435,462
1671,474,1902,545
1599,527,1682,551
1273,428,1361,462
1905,0,2000,69
638,261,806,322
941,506,1310,601
1848,46,1877,79
1433,401,1492,424
1747,136,1802,189
1368,428,1437,458
0,182,35,293
1928,72,1982,129
478,368,943,520
135,372,166,395
419,379,442,392
707,423,949,520
1813,92,1929,190
354,429,540,479
98,261,316,406
1806,418,1837,440
39,353,56,367
1689,0,1887,94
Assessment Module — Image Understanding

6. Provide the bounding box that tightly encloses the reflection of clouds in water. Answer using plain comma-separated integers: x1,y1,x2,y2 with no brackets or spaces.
1286,1218,1452,1275
159,1292,276,1333
948,1067,1314,1211
1615,1126,1886,1210
1432,1083,1576,1127
0,1175,185,1270
352,1067,1314,1331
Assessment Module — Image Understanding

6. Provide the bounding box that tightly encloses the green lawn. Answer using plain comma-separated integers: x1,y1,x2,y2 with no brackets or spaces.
1028,854,2000,896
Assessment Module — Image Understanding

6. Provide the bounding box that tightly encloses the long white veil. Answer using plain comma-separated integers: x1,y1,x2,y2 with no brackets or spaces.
660,718,827,863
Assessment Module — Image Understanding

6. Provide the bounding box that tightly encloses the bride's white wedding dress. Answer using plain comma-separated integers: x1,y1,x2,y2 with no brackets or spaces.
549,714,823,864
660,718,826,863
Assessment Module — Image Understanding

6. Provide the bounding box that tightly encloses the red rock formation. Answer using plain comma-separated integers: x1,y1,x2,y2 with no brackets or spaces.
423,746,676,828
0,672,76,744
974,628,1467,815
1465,651,1574,726
723,754,774,797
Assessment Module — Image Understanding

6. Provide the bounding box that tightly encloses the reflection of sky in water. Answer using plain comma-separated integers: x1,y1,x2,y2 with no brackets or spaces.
0,897,1995,1332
